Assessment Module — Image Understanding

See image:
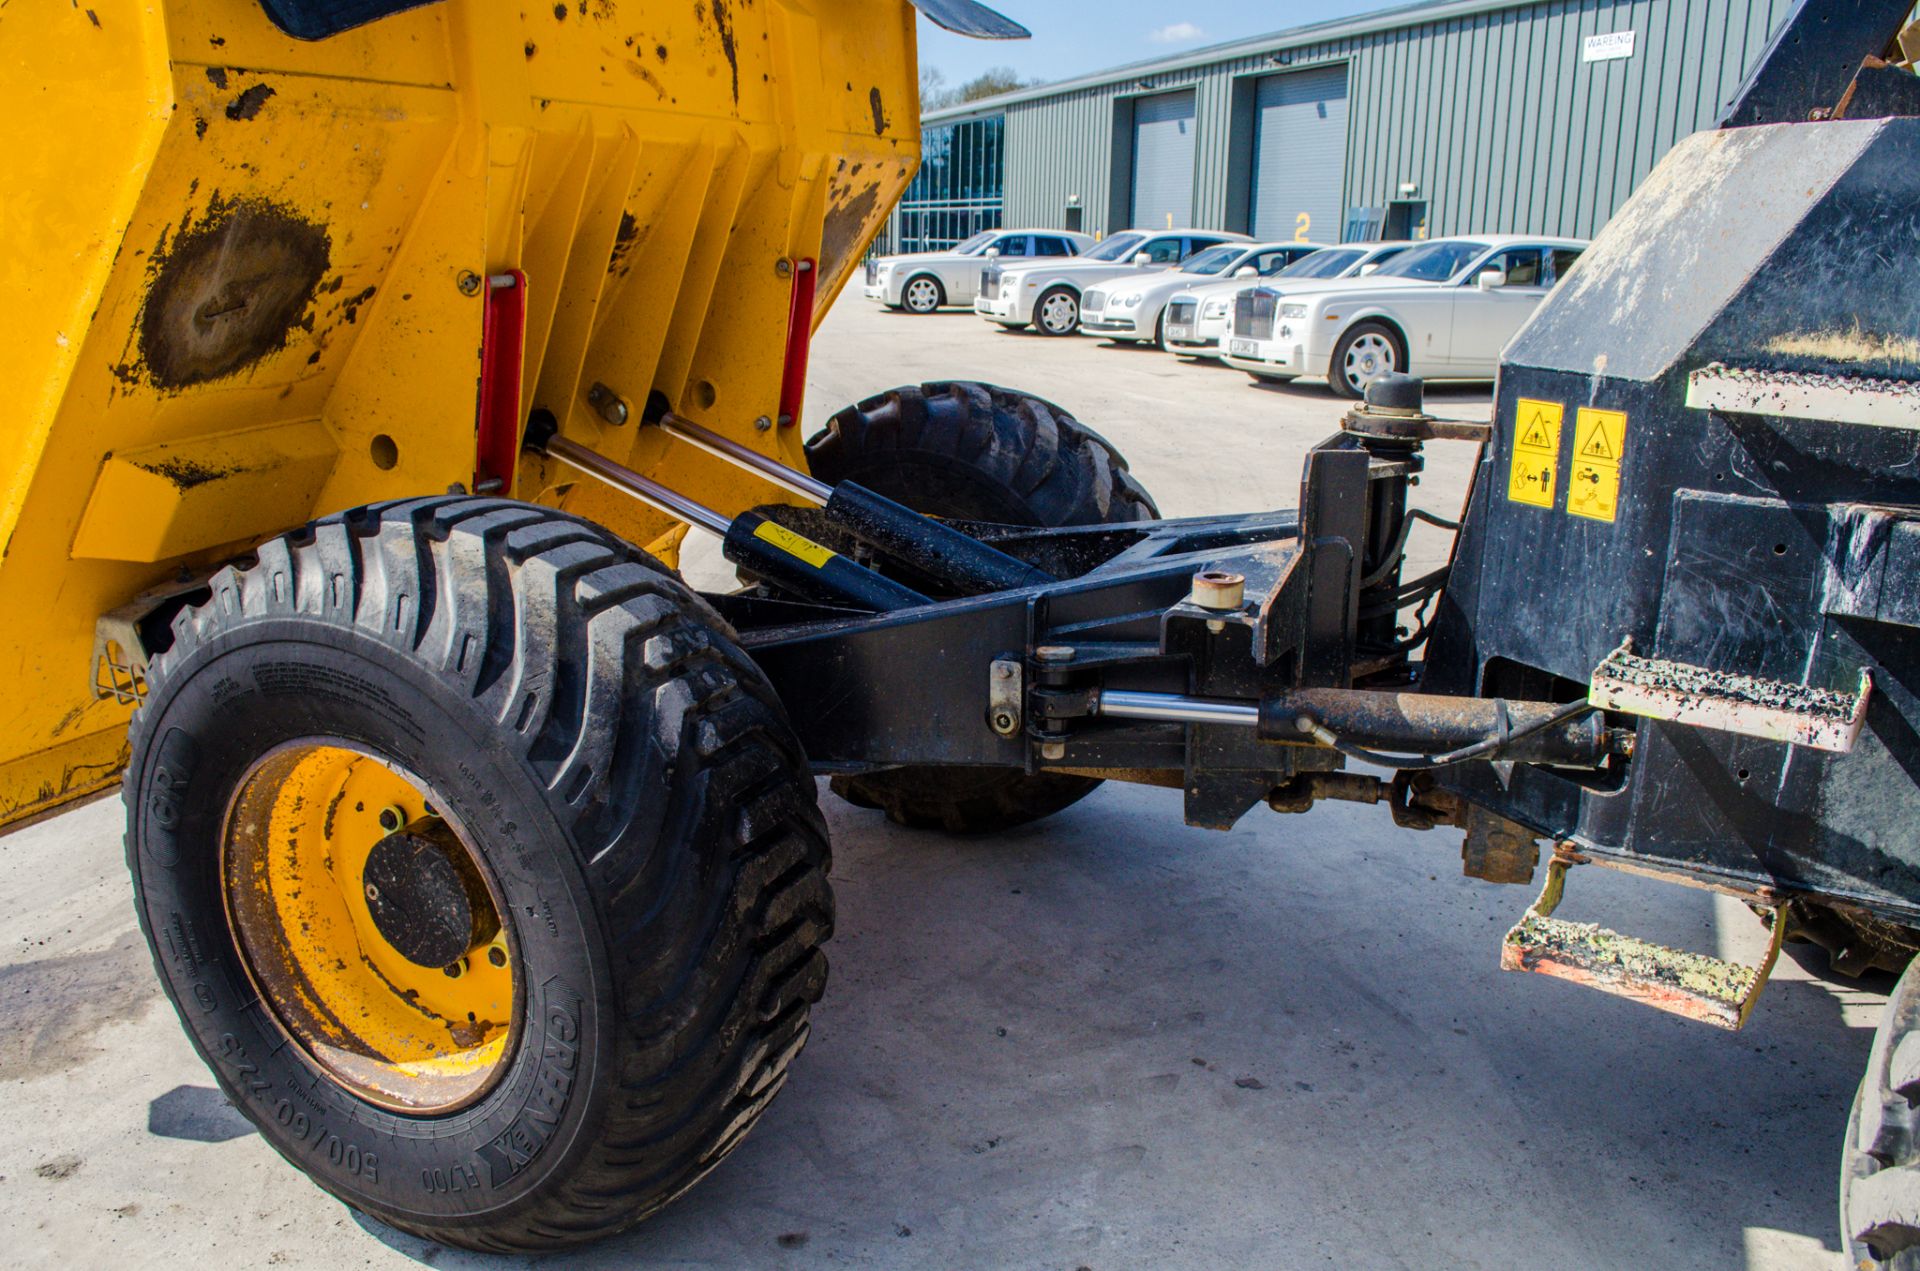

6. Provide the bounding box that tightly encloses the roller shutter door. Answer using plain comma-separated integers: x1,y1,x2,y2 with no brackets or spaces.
1130,90,1196,229
1251,66,1349,245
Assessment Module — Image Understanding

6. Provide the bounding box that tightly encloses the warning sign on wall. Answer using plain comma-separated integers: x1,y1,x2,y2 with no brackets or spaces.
1568,407,1628,522
1507,398,1563,508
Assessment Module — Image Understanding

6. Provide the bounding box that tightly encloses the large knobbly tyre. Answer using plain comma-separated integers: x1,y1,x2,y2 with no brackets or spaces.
1844,959,1920,1269
125,497,832,1252
805,382,1158,834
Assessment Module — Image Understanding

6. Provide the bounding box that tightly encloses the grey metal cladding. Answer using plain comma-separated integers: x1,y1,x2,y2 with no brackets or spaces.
978,0,1802,242
1130,90,1199,228
1251,65,1350,244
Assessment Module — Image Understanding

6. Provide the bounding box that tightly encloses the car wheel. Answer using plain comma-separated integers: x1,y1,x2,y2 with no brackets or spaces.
1330,321,1404,399
1153,310,1170,351
1035,286,1080,336
902,274,944,314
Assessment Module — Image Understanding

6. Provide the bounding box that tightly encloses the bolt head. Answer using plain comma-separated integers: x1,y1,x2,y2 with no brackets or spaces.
487,946,508,968
456,270,483,296
1040,741,1066,761
775,259,793,278
754,415,773,432
443,960,465,979
377,806,405,832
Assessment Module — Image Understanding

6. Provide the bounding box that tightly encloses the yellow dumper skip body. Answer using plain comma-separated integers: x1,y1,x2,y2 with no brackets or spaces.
0,0,918,830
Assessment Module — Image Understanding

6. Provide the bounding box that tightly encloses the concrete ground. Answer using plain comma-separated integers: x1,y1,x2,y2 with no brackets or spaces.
0,292,1884,1270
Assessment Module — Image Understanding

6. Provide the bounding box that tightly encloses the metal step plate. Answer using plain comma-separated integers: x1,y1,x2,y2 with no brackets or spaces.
1590,641,1870,753
1502,854,1785,1030
1687,364,1920,431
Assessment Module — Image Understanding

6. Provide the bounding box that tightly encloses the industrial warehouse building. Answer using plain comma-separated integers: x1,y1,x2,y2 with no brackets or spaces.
883,0,1803,253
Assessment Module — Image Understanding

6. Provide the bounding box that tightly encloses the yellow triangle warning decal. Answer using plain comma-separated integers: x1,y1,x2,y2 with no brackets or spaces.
1580,428,1615,460
1519,414,1554,450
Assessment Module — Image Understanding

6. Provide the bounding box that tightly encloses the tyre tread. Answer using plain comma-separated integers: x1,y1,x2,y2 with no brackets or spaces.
126,496,831,1253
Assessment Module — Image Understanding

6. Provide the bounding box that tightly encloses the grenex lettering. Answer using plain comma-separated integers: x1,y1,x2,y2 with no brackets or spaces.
475,987,583,1187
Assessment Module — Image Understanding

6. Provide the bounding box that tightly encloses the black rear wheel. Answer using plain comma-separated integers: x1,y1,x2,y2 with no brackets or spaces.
805,382,1158,833
127,498,831,1251
1844,958,1920,1269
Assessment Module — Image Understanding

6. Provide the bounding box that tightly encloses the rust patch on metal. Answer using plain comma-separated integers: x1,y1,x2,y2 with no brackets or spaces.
706,0,739,102
608,210,647,276
205,66,229,89
136,194,331,390
225,83,275,122
868,86,889,135
818,183,879,291
626,56,666,96
135,457,235,489
339,285,377,325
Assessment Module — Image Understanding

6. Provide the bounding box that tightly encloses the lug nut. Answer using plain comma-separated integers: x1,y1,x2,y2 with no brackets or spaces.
487,945,508,968
443,958,467,979
377,805,406,833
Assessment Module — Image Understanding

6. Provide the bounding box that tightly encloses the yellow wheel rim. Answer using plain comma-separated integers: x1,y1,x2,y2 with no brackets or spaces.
223,741,518,1112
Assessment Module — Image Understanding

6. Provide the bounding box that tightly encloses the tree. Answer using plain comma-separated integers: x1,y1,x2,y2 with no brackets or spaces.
919,65,1037,110
919,66,949,107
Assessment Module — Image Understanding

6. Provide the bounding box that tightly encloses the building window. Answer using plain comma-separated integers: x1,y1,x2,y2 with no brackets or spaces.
891,115,1005,253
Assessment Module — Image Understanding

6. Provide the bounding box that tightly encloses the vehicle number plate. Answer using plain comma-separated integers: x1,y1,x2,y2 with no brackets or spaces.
1168,325,1192,339
1229,339,1258,357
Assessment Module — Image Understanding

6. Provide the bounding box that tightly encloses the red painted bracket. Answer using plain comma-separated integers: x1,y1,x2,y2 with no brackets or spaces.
778,258,817,428
475,269,528,494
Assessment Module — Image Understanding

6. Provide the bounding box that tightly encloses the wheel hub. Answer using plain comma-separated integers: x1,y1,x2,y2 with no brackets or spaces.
223,742,517,1111
362,817,498,969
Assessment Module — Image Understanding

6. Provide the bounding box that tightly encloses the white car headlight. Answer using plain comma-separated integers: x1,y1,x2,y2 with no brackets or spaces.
1279,303,1309,319
1116,293,1143,308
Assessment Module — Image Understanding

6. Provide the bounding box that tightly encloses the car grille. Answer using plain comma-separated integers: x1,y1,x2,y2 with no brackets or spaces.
1084,290,1107,311
865,260,878,286
1169,300,1197,325
979,269,999,300
1234,289,1277,341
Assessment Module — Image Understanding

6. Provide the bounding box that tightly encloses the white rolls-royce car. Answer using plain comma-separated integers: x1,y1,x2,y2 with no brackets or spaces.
1162,241,1414,359
863,228,1095,313
974,228,1250,336
1218,235,1588,397
1079,241,1323,346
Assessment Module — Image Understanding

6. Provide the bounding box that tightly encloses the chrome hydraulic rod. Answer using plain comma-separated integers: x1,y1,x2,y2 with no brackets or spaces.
1096,690,1260,726
659,412,833,503
545,435,733,535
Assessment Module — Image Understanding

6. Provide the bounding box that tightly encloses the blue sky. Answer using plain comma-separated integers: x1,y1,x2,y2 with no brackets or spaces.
918,1,1412,90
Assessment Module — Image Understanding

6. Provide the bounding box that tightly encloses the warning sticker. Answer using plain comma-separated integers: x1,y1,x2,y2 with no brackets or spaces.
1568,407,1628,523
1507,398,1563,508
754,519,835,568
